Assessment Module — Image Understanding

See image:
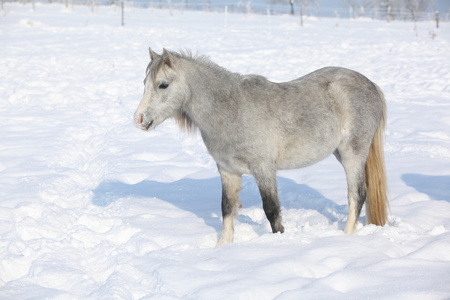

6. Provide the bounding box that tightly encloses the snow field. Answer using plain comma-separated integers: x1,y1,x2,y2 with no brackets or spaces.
1,3,450,299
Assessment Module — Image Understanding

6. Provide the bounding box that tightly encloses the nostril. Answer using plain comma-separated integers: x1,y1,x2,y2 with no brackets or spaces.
137,115,143,124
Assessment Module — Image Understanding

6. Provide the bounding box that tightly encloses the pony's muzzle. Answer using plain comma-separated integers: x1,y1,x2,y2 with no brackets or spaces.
135,113,153,131
134,113,143,127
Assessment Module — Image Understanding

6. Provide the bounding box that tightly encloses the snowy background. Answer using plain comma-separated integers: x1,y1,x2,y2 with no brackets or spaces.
1,3,450,299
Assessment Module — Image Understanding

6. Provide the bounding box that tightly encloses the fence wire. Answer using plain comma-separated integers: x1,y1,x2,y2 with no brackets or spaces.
4,0,449,22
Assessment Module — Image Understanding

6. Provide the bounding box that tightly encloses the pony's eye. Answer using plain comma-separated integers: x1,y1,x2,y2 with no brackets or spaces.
159,83,169,89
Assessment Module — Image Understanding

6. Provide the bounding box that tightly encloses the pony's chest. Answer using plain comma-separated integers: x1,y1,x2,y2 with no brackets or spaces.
201,132,252,174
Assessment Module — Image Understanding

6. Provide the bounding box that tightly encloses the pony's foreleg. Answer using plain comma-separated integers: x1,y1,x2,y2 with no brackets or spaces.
217,169,242,246
253,169,285,234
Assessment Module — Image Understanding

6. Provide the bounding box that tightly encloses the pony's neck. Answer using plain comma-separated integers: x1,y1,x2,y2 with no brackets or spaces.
181,58,240,134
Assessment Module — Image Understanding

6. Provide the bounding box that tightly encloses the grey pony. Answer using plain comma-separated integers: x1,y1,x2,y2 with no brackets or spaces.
134,48,389,246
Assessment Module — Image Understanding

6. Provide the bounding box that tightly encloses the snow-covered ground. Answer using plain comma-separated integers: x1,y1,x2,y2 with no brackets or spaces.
1,4,450,299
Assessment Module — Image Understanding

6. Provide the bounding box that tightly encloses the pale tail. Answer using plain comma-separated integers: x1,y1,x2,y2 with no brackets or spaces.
365,85,389,226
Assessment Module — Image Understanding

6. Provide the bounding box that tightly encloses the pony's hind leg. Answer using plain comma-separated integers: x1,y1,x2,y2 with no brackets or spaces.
217,168,242,246
334,149,368,234
344,171,367,234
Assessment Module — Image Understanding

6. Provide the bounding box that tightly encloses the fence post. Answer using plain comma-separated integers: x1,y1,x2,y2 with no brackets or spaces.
121,0,124,26
435,10,439,29
300,4,303,27
224,6,228,29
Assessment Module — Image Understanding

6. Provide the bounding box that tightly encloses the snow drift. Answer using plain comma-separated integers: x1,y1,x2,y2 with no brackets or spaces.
1,4,449,299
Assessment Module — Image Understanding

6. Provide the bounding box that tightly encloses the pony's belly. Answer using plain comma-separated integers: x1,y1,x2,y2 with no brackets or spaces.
276,144,336,170
277,155,327,170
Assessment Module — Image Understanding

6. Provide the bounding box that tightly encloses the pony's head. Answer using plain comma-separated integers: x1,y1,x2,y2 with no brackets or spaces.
134,48,191,131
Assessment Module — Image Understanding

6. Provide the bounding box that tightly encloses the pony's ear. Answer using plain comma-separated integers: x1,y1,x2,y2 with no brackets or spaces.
162,48,174,68
149,48,160,61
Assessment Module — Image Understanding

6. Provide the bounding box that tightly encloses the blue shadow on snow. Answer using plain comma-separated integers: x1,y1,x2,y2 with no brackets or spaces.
401,173,450,202
92,176,347,231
